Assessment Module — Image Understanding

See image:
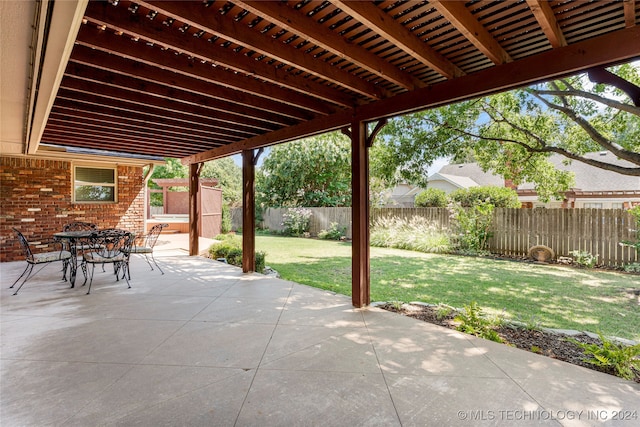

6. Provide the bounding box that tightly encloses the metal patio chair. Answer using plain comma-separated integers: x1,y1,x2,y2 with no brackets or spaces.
9,228,72,295
123,223,168,279
81,229,133,294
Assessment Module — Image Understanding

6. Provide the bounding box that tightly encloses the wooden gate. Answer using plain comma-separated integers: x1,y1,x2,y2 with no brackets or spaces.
199,185,222,238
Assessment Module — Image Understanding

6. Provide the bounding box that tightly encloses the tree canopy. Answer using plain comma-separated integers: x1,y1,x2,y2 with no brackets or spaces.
374,63,640,201
256,133,351,207
200,157,242,207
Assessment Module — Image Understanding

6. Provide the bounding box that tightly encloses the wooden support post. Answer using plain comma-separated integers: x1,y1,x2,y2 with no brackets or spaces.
242,149,256,272
351,120,370,307
189,162,201,256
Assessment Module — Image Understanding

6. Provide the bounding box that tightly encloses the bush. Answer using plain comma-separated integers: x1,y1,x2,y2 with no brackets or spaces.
449,186,521,208
208,235,266,272
209,237,241,259
454,301,503,343
448,201,494,252
415,188,448,207
282,207,312,236
623,263,640,273
221,204,232,233
318,222,346,240
370,216,452,254
570,332,640,380
569,250,598,268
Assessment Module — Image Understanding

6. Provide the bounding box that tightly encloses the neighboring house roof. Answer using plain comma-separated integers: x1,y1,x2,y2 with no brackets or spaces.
518,152,639,192
432,152,639,192
428,172,482,189
434,163,504,187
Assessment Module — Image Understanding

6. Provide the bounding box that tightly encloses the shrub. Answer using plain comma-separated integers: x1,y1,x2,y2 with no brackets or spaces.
435,304,454,321
281,207,312,236
415,188,448,207
318,222,346,240
208,235,266,273
448,201,494,252
209,237,241,259
454,301,503,343
449,186,521,208
623,263,640,273
370,216,452,254
569,250,598,268
570,332,640,380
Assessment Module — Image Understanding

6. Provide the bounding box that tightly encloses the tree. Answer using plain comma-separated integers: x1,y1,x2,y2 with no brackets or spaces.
200,157,242,207
375,63,640,201
256,133,351,207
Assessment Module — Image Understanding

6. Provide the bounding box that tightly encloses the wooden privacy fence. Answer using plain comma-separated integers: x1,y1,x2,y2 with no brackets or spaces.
231,207,638,266
376,207,638,266
256,207,353,238
490,208,638,266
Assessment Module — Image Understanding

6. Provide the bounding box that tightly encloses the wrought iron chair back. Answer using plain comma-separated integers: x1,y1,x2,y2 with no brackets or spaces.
124,223,168,277
82,229,133,294
9,228,72,295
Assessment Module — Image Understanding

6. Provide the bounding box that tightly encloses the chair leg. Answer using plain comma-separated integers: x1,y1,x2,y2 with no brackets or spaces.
121,262,131,289
10,263,31,289
150,253,164,275
11,264,35,295
141,253,154,271
86,264,96,294
61,259,69,281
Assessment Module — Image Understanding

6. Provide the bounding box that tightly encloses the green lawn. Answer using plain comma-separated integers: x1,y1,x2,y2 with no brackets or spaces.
255,235,640,341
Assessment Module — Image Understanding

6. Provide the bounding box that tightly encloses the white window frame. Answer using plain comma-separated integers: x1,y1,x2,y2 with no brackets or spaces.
72,164,118,203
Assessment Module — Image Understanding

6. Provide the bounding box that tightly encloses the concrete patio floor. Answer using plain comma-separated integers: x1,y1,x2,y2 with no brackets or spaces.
1,234,639,426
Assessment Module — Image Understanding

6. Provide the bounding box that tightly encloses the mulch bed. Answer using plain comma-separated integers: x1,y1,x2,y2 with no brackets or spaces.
380,303,640,383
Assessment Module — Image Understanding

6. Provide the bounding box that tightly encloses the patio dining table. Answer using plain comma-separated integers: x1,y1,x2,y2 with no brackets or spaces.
53,230,93,287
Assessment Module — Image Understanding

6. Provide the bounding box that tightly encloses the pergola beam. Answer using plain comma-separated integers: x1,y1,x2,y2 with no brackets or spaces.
60,75,282,133
83,1,353,109
56,88,259,137
430,0,512,65
526,0,567,48
334,0,465,79
624,0,637,28
52,102,240,142
139,0,390,100
237,0,424,90
66,58,306,125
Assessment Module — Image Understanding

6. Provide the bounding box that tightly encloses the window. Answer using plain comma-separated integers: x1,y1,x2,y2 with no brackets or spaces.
73,166,117,203
583,202,603,209
611,203,624,209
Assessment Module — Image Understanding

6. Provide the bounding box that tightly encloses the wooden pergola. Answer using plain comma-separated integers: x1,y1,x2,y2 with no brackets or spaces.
5,0,640,306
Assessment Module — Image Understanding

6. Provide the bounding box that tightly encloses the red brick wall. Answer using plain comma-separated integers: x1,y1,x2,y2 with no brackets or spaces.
0,156,145,262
